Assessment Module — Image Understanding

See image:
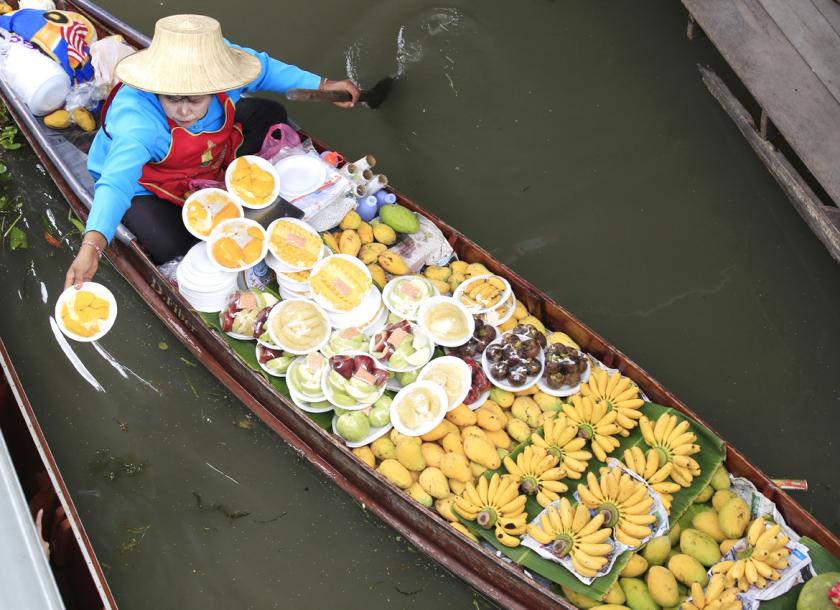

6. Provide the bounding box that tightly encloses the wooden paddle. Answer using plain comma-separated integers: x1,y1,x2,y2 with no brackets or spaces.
285,77,394,109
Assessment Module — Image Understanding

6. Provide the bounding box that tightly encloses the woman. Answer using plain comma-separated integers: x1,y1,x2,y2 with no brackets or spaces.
64,14,358,289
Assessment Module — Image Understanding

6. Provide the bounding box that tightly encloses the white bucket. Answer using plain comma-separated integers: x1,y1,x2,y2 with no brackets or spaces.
4,41,70,116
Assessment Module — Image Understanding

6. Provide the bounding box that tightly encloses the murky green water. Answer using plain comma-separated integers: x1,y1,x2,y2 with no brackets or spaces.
1,0,838,608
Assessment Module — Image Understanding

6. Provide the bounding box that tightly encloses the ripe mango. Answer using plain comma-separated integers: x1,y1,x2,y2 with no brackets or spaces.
512,299,529,320
357,221,373,244
506,418,531,443
43,109,71,129
514,386,539,397
339,229,362,257
448,478,466,495
668,523,682,547
418,467,450,499
339,210,362,230
378,250,409,275
560,585,601,609
619,553,649,578
642,534,672,566
475,406,505,432
603,581,627,605
424,265,451,282
469,461,487,479
72,107,96,132
395,438,426,471
420,442,445,468
547,330,580,349
533,392,563,412
679,528,721,567
378,458,412,489
441,432,465,456
352,446,376,468
460,425,489,442
370,436,396,461
446,404,477,427
420,420,450,442
359,242,387,264
718,497,750,539
712,489,738,512
646,566,680,607
719,538,739,554
619,578,659,610
519,315,546,335
692,510,726,543
429,279,450,295
367,263,386,289
510,396,541,427
440,452,472,483
498,317,517,332
464,262,490,277
448,272,467,293
589,606,633,610
322,231,340,253
449,260,468,275
484,428,512,450
464,435,500,470
709,465,731,490
490,387,514,408
371,220,396,245
449,521,478,542
407,482,434,507
693,484,714,504
435,496,457,521
667,553,708,587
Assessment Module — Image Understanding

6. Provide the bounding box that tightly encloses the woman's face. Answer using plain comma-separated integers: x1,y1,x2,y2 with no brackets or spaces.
158,94,212,128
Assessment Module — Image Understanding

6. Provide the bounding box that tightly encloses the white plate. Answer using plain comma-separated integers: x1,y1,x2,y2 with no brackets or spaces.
326,286,382,330
331,415,392,448
206,218,269,273
285,357,327,402
536,360,591,397
369,322,433,373
389,381,449,437
182,188,243,240
289,389,333,413
225,155,281,209
453,274,512,315
274,155,327,198
416,356,472,412
54,282,117,342
320,350,387,411
361,302,388,336
381,275,439,321
466,388,491,411
255,343,292,377
309,254,373,313
265,218,323,272
266,299,330,355
416,296,475,348
480,334,545,392
478,293,515,327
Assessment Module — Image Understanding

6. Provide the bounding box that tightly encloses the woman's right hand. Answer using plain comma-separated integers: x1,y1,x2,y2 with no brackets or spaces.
64,232,105,289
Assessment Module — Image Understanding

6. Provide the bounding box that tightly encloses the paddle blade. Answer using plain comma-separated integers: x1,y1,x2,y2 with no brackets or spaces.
358,77,394,109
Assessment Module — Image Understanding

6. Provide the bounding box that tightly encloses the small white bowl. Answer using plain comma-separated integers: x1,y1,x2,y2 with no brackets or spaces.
206,218,268,273
265,217,323,271
389,381,449,437
478,293,515,327
382,275,439,321
416,296,475,348
225,155,281,209
320,350,388,411
182,188,243,241
331,414,392,448
309,254,373,313
54,282,117,342
466,389,490,411
453,274,512,314
417,356,472,412
266,299,330,355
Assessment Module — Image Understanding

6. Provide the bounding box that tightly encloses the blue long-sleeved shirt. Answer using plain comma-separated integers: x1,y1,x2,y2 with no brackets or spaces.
86,43,320,243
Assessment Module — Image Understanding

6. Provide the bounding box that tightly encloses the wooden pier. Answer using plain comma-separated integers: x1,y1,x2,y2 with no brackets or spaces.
683,0,840,263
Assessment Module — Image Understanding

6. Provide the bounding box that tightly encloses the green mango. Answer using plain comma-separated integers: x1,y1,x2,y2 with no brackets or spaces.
709,464,731,490
642,535,671,566
560,585,601,609
619,577,661,610
693,484,714,503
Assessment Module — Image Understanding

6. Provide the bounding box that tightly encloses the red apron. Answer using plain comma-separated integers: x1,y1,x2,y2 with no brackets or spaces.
100,85,243,205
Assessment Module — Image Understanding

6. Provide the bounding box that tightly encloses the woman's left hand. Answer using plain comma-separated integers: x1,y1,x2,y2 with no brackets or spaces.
321,79,360,108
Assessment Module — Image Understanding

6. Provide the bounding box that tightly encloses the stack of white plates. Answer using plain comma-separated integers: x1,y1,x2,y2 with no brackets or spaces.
264,244,330,300
177,243,239,312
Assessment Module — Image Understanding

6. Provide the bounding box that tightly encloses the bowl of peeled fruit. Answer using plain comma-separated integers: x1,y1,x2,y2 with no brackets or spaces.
224,155,280,209
54,282,117,342
206,218,268,272
182,188,243,240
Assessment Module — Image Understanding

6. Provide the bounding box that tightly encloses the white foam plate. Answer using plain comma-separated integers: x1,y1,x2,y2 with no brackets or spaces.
225,155,281,209
466,389,491,411
265,217,322,272
182,188,243,240
289,389,333,413
274,155,327,198
381,275,439,321
417,356,472,412
416,296,475,348
309,254,373,313
480,334,545,392
206,218,269,273
54,282,118,342
331,415,392,448
389,381,449,437
320,351,387,411
453,274,512,315
255,343,291,377
536,360,591,397
326,286,382,330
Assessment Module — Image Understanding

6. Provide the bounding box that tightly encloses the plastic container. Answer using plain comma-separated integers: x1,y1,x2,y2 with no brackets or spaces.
320,351,388,411
3,41,71,115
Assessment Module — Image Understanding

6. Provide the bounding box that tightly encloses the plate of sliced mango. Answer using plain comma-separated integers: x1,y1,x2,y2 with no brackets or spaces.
55,282,117,342
225,155,280,209
182,188,243,240
206,218,268,272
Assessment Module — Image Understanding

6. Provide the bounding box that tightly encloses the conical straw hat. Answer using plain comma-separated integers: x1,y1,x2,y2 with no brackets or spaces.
115,14,262,95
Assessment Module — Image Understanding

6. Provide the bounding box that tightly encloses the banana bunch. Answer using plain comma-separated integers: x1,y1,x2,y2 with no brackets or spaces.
561,396,622,462
527,497,613,577
621,446,682,514
639,413,702,487
577,468,655,548
458,275,506,309
581,369,645,436
502,445,568,508
711,518,790,592
682,575,743,610
454,473,528,547
530,414,592,479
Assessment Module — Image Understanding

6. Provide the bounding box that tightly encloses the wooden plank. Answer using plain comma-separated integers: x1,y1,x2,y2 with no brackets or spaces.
683,0,840,207
811,0,840,36
759,0,840,103
700,66,840,263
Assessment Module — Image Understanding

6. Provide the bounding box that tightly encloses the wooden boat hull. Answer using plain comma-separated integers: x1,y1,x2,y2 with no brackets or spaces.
0,340,116,609
2,2,837,607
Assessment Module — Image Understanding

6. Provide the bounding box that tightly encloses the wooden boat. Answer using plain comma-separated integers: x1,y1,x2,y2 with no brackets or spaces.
0,339,116,609
2,1,838,607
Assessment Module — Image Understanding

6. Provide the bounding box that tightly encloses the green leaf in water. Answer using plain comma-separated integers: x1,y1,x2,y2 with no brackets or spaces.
9,226,27,250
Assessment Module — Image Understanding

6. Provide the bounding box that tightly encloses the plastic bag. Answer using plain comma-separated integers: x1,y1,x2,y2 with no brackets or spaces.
90,35,134,89
258,122,301,161
64,80,108,111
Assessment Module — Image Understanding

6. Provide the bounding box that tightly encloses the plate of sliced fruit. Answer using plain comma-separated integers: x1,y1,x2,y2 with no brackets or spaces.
321,352,389,410
55,282,117,342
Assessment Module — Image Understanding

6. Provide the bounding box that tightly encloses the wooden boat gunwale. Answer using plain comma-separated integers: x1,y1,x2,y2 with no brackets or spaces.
2,2,837,607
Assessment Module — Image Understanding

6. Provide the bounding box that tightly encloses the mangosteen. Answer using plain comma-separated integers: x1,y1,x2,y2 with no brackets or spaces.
518,338,540,360
485,343,504,363
525,359,542,376
490,361,509,380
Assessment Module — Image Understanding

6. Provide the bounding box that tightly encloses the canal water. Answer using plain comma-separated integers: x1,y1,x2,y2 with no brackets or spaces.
1,0,838,608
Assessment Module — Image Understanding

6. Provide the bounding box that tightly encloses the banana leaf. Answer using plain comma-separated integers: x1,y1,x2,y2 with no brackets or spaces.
468,401,725,599
196,311,332,431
